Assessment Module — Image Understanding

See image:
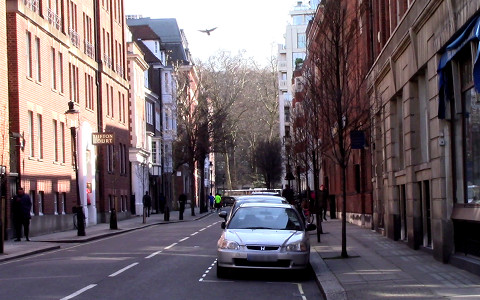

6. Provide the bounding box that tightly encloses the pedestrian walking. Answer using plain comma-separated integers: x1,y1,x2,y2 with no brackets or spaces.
320,184,328,221
214,193,222,212
209,193,215,212
143,191,152,217
12,187,32,241
179,193,187,220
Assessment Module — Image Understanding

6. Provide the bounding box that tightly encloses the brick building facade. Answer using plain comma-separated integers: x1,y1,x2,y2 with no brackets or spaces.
5,0,130,237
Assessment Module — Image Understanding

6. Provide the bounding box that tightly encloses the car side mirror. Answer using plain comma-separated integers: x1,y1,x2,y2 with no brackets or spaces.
221,221,226,229
306,223,317,231
218,211,227,220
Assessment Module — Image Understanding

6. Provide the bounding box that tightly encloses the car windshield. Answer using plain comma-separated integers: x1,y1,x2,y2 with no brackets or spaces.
228,207,303,230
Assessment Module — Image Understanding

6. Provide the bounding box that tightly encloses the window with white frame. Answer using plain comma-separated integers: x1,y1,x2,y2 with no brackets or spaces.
146,102,153,125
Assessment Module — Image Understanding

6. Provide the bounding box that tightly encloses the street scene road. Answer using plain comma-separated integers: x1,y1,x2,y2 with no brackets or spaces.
0,213,323,300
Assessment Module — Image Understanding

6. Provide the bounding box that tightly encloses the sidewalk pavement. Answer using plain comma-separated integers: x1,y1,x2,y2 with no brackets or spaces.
310,219,480,300
0,207,210,263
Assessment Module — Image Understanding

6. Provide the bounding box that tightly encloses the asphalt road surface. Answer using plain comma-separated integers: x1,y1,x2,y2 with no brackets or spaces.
0,213,323,300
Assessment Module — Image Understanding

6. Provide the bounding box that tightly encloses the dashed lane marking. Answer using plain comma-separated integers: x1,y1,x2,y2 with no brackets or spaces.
164,243,178,250
145,250,162,259
108,262,139,277
60,284,97,300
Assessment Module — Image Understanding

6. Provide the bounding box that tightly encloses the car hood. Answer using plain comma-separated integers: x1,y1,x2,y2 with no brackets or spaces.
225,229,304,246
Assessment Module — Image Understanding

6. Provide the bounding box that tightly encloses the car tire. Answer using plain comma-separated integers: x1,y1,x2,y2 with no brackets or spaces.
217,264,228,278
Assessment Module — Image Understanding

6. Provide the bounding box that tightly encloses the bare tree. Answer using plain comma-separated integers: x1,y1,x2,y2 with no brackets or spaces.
254,138,282,189
303,0,370,257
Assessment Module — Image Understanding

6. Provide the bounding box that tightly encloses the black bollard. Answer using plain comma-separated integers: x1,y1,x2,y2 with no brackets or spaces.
76,206,86,236
164,206,170,221
110,208,118,229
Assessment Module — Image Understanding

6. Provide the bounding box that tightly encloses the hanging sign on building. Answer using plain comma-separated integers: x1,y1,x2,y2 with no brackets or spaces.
92,132,115,145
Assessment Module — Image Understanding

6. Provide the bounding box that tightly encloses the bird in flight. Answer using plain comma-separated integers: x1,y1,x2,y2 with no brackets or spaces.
199,27,217,35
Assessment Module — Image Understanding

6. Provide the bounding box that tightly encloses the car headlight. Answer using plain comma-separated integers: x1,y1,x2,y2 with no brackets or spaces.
218,238,240,250
286,242,307,252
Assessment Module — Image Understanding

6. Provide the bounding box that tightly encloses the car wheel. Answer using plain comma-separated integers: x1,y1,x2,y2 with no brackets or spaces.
217,264,228,278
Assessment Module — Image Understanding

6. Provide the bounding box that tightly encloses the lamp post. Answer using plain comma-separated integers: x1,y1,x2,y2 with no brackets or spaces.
209,161,213,195
65,101,85,236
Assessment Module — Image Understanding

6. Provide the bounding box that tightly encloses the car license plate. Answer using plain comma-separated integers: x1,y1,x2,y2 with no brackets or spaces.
247,254,277,262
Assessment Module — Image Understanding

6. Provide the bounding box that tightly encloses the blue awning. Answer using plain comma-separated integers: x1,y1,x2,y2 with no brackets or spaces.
438,15,480,119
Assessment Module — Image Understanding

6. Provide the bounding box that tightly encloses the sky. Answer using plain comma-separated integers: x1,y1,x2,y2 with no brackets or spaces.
124,0,301,65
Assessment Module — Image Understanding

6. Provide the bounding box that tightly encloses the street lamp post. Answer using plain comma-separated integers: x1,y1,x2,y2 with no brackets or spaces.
65,101,85,236
209,161,213,195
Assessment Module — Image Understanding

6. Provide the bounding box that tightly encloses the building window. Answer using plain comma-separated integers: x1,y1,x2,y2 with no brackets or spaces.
38,191,44,215
118,91,122,122
122,94,126,123
293,15,304,25
394,97,404,170
53,120,58,161
60,121,65,163
417,74,430,163
68,1,79,47
26,31,32,78
28,110,34,157
106,83,110,116
51,47,56,90
107,144,115,173
83,13,94,58
284,106,290,123
146,102,153,125
30,190,35,216
85,73,94,110
69,63,79,102
151,141,157,164
35,37,41,82
54,192,59,215
155,111,160,131
110,86,114,118
61,192,66,214
297,33,306,48
59,52,64,93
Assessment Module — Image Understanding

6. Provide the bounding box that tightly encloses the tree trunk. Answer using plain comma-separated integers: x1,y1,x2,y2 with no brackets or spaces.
341,162,348,258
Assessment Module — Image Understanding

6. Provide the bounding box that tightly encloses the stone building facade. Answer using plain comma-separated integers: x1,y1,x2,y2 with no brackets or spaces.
368,0,480,269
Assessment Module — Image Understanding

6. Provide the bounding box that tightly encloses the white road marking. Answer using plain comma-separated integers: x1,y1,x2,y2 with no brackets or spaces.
60,284,97,300
164,243,177,250
297,283,307,300
190,232,199,236
199,228,206,231
145,250,162,259
179,237,189,242
108,263,139,277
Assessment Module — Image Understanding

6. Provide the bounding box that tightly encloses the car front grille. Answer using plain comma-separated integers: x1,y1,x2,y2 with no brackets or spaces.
246,245,279,251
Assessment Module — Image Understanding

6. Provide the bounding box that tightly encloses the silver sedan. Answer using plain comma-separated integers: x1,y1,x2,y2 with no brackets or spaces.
216,202,316,277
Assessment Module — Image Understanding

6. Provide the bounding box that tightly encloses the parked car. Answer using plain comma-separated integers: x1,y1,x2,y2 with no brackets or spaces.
219,195,288,222
221,196,236,207
216,202,316,278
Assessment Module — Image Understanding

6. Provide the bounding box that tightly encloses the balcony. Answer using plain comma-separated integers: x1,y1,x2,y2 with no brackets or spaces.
69,28,80,48
103,54,112,69
115,63,124,77
278,61,287,71
279,80,288,89
47,8,61,30
84,40,95,59
24,0,39,13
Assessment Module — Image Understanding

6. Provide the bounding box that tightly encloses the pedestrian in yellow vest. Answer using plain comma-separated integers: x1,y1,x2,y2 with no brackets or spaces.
215,194,222,212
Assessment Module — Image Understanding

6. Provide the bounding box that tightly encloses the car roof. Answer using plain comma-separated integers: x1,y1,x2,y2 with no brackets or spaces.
234,195,286,201
237,202,293,209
